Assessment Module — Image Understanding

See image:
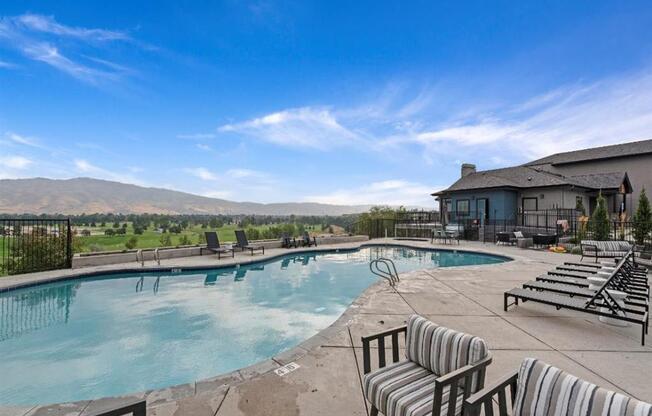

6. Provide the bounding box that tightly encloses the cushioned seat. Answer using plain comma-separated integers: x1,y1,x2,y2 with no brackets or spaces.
513,358,652,416
363,315,489,416
364,361,464,416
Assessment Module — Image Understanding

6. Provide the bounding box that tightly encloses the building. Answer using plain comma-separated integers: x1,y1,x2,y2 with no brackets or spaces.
432,139,652,222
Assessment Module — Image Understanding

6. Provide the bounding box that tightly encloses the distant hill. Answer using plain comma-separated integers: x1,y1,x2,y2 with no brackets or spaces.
0,178,374,215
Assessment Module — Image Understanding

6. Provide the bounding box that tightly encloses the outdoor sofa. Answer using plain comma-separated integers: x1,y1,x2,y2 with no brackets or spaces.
464,358,651,416
362,314,492,416
581,240,632,263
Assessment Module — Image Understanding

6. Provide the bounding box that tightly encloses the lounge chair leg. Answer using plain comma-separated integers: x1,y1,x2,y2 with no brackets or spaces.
370,405,379,416
504,293,509,311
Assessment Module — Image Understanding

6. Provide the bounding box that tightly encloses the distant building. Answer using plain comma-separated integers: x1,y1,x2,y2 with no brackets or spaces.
433,139,652,221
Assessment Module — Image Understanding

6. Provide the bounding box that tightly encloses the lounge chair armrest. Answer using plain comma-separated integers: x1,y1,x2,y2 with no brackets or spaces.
581,243,599,253
464,370,518,416
85,399,146,416
434,354,492,388
361,325,407,374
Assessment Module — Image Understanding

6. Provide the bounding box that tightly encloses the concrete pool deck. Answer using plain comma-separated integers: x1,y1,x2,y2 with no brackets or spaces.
1,239,650,416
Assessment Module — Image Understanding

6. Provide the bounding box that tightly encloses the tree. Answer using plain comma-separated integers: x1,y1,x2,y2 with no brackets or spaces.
589,192,611,241
104,229,115,236
125,236,138,250
179,235,191,246
113,222,120,228
133,225,144,235
575,198,586,216
159,233,172,247
633,188,652,245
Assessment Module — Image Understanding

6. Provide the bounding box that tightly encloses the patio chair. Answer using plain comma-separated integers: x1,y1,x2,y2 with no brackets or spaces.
464,358,651,416
86,399,146,416
504,254,649,345
281,232,297,248
234,230,265,255
200,232,235,259
300,231,317,247
362,315,492,416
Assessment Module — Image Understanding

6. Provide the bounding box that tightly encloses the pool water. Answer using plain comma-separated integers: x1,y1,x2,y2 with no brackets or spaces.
0,246,507,405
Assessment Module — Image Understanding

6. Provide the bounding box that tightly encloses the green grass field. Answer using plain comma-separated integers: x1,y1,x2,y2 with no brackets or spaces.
74,223,324,253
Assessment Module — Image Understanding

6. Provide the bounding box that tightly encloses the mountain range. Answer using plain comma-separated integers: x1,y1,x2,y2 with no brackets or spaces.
0,178,374,215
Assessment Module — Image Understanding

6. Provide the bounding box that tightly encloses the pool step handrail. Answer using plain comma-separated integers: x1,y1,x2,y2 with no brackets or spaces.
136,249,144,267
154,248,161,265
369,258,400,286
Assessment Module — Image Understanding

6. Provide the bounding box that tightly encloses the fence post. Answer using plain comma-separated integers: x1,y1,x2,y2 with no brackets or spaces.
66,218,73,268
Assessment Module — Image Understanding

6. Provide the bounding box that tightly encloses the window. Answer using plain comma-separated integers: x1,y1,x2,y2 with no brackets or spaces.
456,199,470,216
521,197,538,211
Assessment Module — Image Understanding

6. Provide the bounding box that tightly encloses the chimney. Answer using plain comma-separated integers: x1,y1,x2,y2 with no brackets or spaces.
461,163,476,178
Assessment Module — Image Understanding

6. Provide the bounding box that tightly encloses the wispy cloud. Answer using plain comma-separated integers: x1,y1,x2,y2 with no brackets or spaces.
4,131,42,148
0,155,32,169
219,107,362,150
305,179,439,207
184,167,219,181
74,158,143,184
0,14,136,84
0,59,16,68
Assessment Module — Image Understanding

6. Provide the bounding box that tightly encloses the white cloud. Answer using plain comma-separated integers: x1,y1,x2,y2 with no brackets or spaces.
184,167,218,181
0,14,135,84
0,59,16,68
4,131,41,147
0,155,32,169
73,158,143,185
196,143,212,151
305,179,439,207
405,71,652,160
16,14,130,41
219,107,361,150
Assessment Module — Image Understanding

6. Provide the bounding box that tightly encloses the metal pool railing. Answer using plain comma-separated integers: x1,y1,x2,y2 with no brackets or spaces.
370,258,400,286
0,218,73,276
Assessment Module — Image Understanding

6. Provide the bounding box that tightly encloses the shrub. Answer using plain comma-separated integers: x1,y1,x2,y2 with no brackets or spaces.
178,235,191,246
125,236,138,250
133,226,144,235
104,229,115,236
159,233,172,247
115,228,127,235
81,229,91,236
633,188,652,245
589,193,610,241
89,243,103,252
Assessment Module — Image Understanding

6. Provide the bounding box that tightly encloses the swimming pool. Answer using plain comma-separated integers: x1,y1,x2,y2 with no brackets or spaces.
0,245,508,405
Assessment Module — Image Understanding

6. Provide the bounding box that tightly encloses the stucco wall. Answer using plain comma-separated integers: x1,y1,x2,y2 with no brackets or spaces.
518,187,586,211
448,189,518,220
538,153,652,215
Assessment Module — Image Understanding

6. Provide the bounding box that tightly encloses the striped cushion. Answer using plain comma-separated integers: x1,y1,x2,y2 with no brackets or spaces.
405,315,488,390
363,361,464,416
583,241,632,253
513,358,652,416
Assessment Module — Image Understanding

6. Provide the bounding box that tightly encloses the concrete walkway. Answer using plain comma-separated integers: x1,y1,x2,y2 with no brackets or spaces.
3,240,650,416
150,240,652,416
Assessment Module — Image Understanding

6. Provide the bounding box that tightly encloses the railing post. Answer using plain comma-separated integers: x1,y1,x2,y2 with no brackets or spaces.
66,218,73,269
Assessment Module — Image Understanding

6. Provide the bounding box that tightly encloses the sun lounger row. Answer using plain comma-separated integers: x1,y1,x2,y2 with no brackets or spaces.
504,251,649,344
200,230,318,258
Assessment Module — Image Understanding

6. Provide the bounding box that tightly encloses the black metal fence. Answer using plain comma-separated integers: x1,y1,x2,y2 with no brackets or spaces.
0,219,72,276
353,210,651,246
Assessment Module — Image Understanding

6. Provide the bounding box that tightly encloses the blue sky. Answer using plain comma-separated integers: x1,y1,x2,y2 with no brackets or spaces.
1,1,652,207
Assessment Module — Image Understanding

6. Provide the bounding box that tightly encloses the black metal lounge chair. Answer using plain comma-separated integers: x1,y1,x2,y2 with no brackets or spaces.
464,358,652,416
362,315,492,416
300,231,317,247
86,399,146,416
200,232,235,259
534,274,649,298
281,232,297,248
521,281,649,310
505,254,649,345
495,231,516,245
234,229,265,255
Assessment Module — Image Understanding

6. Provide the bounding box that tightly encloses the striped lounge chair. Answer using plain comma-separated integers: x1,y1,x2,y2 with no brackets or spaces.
362,315,492,416
465,358,651,416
